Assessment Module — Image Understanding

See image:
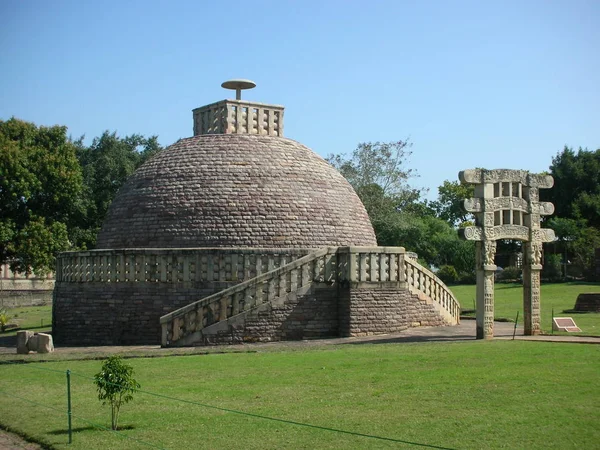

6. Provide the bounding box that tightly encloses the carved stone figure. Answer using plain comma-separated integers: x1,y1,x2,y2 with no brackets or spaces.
484,241,496,266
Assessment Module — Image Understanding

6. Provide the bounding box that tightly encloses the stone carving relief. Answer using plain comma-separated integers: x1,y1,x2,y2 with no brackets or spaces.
459,168,554,338
484,241,496,266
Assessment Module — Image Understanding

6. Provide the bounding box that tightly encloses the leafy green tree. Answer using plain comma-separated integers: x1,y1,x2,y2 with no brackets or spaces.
327,141,475,278
326,140,427,240
327,140,419,198
430,180,474,227
0,118,83,274
74,131,162,249
541,146,600,228
94,356,141,431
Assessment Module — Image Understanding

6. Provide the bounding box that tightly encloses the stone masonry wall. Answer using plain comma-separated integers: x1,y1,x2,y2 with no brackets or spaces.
52,281,235,345
339,285,446,337
193,284,339,345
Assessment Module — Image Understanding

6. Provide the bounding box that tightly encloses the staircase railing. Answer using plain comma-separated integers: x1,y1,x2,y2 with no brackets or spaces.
404,257,461,323
336,247,460,324
160,246,460,346
160,248,337,346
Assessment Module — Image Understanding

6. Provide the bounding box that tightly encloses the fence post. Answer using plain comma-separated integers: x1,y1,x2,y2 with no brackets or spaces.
66,369,72,444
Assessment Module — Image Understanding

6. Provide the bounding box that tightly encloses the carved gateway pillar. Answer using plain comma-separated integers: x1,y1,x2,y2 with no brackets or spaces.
459,169,555,339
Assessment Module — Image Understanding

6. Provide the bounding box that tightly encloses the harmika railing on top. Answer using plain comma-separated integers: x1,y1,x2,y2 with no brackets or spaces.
55,248,312,284
159,246,461,346
160,248,337,346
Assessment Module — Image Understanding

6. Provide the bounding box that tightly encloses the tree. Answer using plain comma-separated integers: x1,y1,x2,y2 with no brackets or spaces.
0,118,83,274
94,355,140,431
327,141,475,279
430,180,474,227
541,147,600,280
73,131,162,249
327,140,418,197
326,140,427,239
541,146,600,228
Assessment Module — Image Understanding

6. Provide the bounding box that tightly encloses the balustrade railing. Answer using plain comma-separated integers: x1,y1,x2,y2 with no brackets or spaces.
160,248,336,346
159,246,460,346
404,257,461,321
55,248,311,283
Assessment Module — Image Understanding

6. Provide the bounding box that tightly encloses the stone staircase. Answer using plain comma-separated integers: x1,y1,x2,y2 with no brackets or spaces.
160,247,461,347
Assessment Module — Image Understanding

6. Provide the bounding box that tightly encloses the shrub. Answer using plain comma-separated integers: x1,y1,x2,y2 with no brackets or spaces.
437,265,459,285
94,356,140,430
0,310,9,332
497,266,521,282
458,270,476,285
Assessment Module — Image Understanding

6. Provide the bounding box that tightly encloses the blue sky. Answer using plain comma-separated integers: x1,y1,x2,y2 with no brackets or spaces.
1,0,598,200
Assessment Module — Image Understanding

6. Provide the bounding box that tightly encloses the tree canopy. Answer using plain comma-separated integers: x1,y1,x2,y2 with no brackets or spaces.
0,118,83,274
0,118,162,274
327,141,475,280
541,146,600,228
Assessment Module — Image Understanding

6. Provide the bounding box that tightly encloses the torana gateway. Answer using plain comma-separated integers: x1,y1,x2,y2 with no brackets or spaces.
52,81,460,346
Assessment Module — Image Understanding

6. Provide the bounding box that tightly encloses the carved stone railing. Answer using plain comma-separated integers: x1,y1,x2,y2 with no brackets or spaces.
160,248,336,346
159,246,460,346
336,246,407,283
193,99,285,137
404,257,461,323
336,247,460,324
55,248,311,283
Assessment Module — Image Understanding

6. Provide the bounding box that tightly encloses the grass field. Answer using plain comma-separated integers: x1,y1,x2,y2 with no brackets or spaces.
0,305,52,337
0,341,599,449
450,282,600,336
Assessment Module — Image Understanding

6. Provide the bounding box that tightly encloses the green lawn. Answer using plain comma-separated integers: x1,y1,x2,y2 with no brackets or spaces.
0,305,52,337
450,282,600,336
0,341,599,449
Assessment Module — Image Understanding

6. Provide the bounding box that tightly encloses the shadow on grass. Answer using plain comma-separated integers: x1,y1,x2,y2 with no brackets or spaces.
48,424,135,435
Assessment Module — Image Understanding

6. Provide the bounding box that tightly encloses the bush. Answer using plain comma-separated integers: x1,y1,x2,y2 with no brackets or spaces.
458,270,476,285
0,310,9,332
437,265,459,285
497,266,521,282
94,356,140,430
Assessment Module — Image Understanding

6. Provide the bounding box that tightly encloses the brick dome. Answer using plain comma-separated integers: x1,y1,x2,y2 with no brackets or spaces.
96,134,377,248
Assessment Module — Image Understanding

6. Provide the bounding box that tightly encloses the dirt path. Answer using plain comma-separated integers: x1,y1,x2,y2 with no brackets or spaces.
0,429,42,450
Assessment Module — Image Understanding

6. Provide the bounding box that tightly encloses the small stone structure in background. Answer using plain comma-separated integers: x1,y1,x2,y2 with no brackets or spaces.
459,169,555,339
574,293,600,312
16,330,54,354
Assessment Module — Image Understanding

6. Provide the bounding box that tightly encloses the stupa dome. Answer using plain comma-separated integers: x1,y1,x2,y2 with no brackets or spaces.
96,88,377,248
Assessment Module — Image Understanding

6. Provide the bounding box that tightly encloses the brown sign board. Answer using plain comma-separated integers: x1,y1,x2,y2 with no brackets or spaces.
552,317,582,333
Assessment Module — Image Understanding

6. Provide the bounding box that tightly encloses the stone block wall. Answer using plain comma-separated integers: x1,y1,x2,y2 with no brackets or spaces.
175,283,446,346
339,284,446,337
195,284,339,345
52,281,235,345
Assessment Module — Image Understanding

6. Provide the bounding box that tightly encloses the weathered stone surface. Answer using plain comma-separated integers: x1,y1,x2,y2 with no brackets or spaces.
460,168,554,338
339,287,445,337
36,333,54,353
16,330,33,354
96,134,377,249
27,334,39,352
53,281,236,345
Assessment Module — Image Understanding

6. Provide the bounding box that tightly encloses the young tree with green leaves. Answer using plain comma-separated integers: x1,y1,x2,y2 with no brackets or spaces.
94,356,141,431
